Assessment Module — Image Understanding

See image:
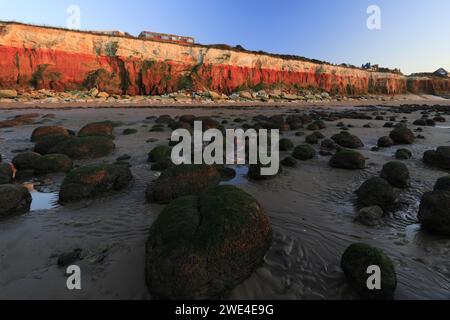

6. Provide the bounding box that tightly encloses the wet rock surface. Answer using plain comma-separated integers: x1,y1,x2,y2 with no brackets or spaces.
145,185,272,299
59,164,133,203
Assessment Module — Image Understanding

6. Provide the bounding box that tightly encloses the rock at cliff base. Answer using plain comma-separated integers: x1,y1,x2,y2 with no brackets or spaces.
31,126,70,142
50,136,115,159
329,149,365,170
147,164,221,204
0,184,32,218
356,177,396,212
33,154,73,175
341,243,397,300
59,164,133,203
380,161,410,188
423,147,450,170
78,122,114,138
145,185,272,299
0,89,18,99
418,190,450,236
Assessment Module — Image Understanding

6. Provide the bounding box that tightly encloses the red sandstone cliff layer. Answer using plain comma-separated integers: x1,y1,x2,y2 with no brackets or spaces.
0,22,446,97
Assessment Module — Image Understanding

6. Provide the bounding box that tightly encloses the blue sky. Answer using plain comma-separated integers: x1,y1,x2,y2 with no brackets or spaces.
1,0,449,74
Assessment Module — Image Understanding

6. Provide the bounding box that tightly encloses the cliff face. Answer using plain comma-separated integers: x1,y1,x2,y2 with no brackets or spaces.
408,76,450,95
0,22,444,97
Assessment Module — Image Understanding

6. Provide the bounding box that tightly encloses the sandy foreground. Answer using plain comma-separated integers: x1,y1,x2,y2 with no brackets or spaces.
0,97,450,300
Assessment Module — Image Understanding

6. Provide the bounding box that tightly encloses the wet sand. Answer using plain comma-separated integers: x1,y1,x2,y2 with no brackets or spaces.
1,101,450,300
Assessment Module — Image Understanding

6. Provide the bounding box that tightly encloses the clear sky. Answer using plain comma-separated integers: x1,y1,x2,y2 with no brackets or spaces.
1,0,449,75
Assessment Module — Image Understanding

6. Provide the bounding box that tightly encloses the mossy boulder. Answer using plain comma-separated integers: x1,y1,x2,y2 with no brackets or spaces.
50,136,115,159
194,116,221,130
332,132,364,149
279,138,294,151
147,165,221,204
355,206,384,227
281,157,297,167
33,154,73,175
148,145,171,163
151,158,176,171
31,126,70,142
321,139,339,151
122,128,138,135
0,163,14,184
248,163,282,180
155,115,173,124
59,164,133,203
305,134,319,145
423,147,450,170
389,127,415,145
0,184,32,218
341,243,397,300
145,185,272,299
12,152,42,170
356,178,396,212
329,149,365,170
377,136,394,148
418,190,450,236
34,134,74,155
395,148,412,160
380,161,410,188
434,176,450,192
78,122,114,138
292,144,316,161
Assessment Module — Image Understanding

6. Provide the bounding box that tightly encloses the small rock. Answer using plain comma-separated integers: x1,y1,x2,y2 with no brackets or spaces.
355,206,384,226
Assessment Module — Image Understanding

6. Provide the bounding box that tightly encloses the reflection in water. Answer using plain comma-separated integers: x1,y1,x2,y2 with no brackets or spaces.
23,182,59,211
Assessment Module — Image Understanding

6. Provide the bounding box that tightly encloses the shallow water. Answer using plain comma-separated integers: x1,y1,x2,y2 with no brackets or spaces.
29,190,59,211
221,165,249,186
1,106,450,300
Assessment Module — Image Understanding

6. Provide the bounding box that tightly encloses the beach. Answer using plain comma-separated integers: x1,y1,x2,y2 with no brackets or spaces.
1,98,450,300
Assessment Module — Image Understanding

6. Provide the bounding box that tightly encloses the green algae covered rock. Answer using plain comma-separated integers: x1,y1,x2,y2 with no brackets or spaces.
33,154,73,175
329,149,365,170
146,164,221,204
59,164,132,203
0,184,32,218
50,136,115,159
145,185,272,299
341,243,397,300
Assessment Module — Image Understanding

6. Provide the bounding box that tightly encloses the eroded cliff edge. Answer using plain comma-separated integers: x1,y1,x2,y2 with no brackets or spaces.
0,22,448,97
